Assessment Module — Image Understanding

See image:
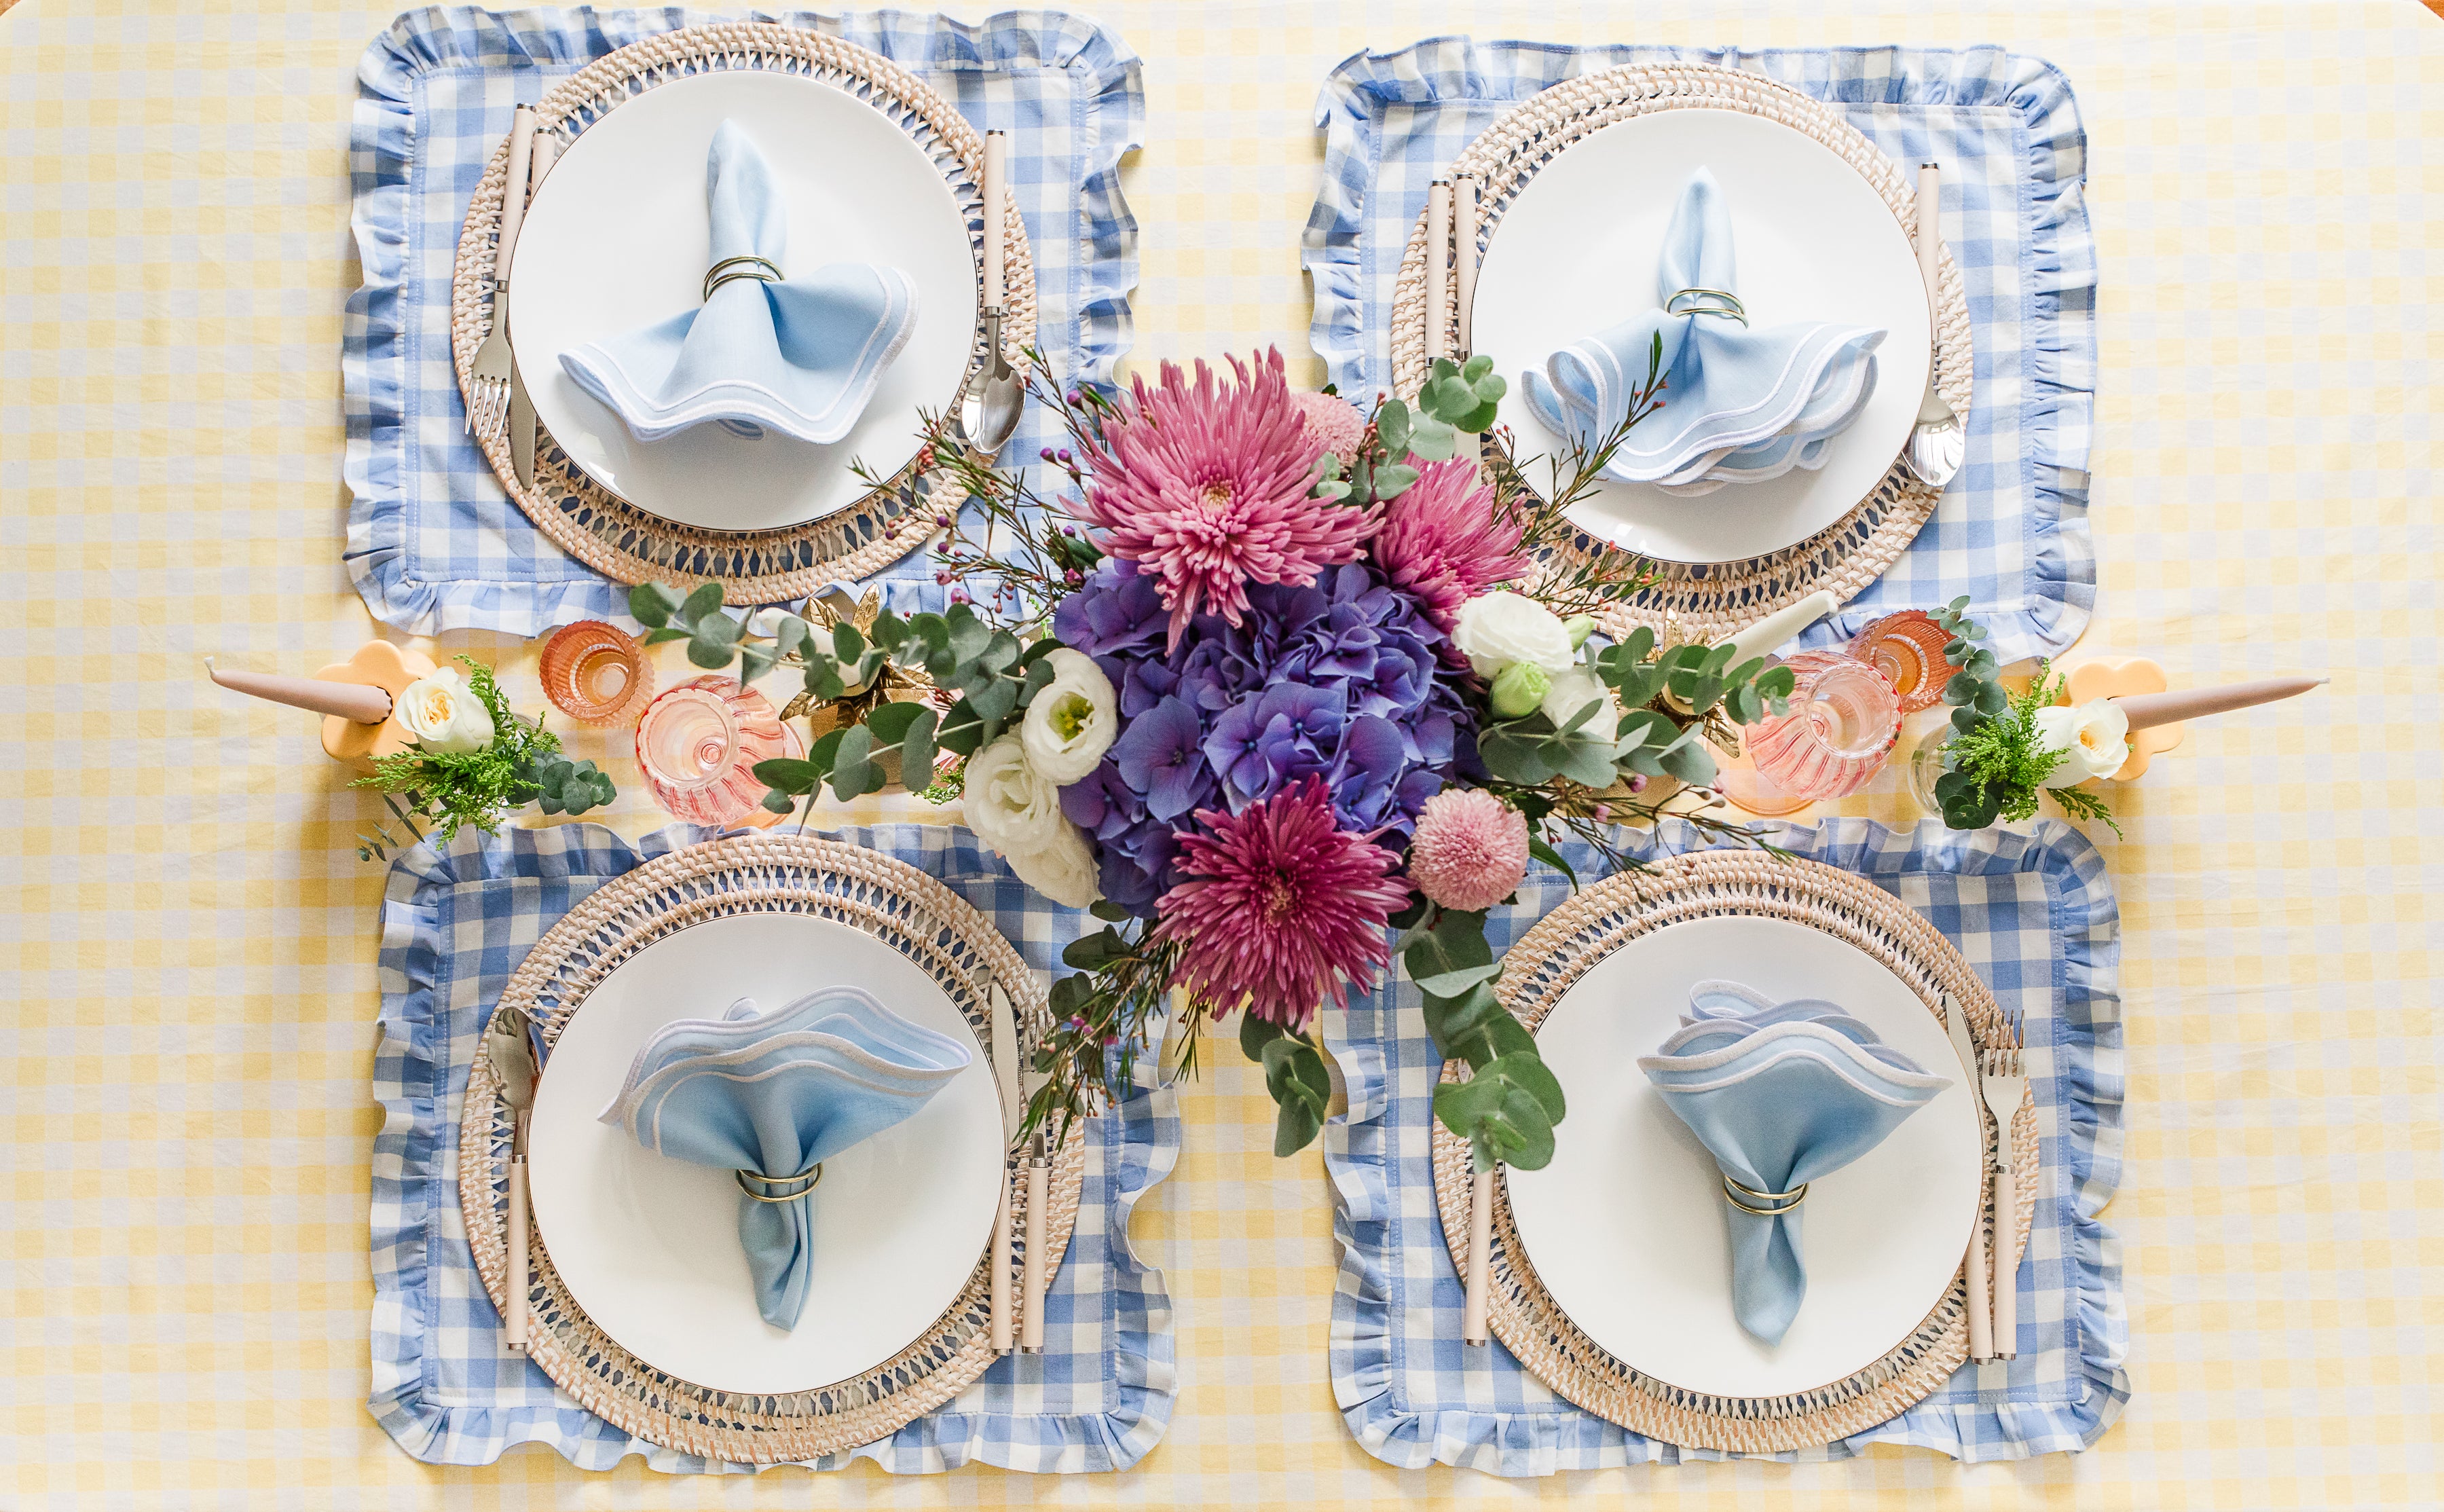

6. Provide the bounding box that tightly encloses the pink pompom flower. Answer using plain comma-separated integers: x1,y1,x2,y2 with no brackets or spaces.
1369,457,1532,635
1155,777,1411,1030
1289,389,1366,468
1406,788,1531,913
1075,349,1377,651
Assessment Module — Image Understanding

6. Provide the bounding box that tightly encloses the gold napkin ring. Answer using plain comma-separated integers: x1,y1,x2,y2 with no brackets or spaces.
1665,287,1748,326
734,1161,823,1202
703,255,783,301
1721,1173,1807,1215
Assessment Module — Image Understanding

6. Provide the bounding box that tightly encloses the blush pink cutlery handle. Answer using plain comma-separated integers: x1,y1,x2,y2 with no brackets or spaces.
496,107,536,287
505,1158,530,1351
1916,163,1942,316
1461,1167,1494,1345
989,1179,1014,1354
1990,1162,2018,1358
1020,1159,1048,1352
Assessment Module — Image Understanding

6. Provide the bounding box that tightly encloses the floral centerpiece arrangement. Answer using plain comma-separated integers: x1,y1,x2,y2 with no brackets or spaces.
635,346,1798,1173
1923,597,2122,836
353,657,616,861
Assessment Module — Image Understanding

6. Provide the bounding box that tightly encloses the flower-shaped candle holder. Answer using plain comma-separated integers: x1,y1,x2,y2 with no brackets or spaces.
2058,657,2181,780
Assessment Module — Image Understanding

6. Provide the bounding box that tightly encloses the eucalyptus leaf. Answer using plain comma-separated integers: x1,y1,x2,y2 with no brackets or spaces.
1526,834,1578,888
864,701,927,743
680,582,724,627
629,581,684,628
1374,464,1420,500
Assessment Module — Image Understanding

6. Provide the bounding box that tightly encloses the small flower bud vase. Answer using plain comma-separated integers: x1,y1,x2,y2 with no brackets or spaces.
1741,651,1902,802
538,620,655,729
635,675,802,826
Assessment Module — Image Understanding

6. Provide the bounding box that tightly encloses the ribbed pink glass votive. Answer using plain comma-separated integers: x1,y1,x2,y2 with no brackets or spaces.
1846,611,1957,716
538,621,655,728
1741,651,1902,802
634,675,802,826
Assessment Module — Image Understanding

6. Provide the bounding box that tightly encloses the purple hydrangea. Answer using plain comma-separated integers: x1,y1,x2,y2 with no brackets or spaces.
1051,558,1472,915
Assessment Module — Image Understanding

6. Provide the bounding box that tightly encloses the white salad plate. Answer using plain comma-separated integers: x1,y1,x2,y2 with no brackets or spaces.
1501,914,1982,1401
510,68,978,534
1470,107,1934,566
525,910,1006,1396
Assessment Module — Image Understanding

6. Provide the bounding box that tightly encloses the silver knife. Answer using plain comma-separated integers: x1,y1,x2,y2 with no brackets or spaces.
988,982,1022,1354
1943,993,1993,1361
483,1003,540,1351
508,130,552,490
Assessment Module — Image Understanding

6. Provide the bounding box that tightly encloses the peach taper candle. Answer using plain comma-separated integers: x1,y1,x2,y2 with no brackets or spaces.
206,640,436,761
2113,676,2327,733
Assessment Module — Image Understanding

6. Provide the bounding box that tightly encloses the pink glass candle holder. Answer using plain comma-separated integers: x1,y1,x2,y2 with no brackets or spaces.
635,675,802,826
538,620,655,728
1741,651,1902,803
1846,611,1957,715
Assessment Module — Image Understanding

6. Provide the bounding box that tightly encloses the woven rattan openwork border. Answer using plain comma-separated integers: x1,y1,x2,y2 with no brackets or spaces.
1389,63,1976,644
449,21,1039,605
458,833,1085,1464
1428,849,2037,1454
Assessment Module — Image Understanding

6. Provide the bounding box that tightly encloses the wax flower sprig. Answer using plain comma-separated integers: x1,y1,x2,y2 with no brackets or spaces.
1928,597,2122,836
352,656,615,861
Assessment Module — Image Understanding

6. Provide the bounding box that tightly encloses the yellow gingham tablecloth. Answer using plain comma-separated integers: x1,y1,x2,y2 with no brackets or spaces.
3,1,2438,1507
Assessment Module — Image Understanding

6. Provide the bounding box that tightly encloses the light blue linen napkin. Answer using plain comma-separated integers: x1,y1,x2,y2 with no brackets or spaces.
1521,169,1885,496
558,120,920,445
1637,978,1948,1345
597,984,974,1331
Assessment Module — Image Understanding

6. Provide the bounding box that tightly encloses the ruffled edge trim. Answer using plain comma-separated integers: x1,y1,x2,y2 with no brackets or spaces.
1322,815,2127,1471
365,819,1181,1475
345,6,1145,637
1301,39,2098,663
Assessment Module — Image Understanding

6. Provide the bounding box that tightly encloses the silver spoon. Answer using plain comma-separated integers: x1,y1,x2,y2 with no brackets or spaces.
484,1004,540,1351
1904,162,1965,490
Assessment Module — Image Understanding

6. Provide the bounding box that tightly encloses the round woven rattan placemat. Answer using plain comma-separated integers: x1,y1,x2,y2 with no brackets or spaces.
458,833,1085,1464
449,21,1038,606
1389,62,1976,644
1429,849,2037,1454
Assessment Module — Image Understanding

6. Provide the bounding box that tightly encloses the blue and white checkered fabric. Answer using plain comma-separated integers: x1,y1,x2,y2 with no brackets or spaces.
368,821,1179,1473
344,6,1143,637
1322,817,2127,1471
1304,41,2098,663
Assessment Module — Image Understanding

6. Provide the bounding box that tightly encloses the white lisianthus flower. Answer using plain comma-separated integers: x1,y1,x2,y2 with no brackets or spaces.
1019,648,1119,783
2033,698,2130,786
961,733,1067,852
394,666,496,754
1452,590,1576,680
1001,819,1103,909
1540,667,1621,744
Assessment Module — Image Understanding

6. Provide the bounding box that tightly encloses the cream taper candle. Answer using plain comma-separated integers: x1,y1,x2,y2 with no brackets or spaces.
1722,590,1842,667
2115,676,2327,733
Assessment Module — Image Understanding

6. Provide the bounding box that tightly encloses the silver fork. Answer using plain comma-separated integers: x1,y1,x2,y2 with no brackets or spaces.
1978,1015,2029,1361
466,107,536,439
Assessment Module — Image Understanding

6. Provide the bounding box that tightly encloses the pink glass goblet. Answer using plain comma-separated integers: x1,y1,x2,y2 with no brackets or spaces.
1846,610,1957,716
634,675,802,826
1740,651,1902,803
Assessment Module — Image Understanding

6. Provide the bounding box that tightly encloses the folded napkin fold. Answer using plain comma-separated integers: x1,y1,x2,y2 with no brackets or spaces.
1637,979,1948,1345
1521,169,1886,496
597,984,974,1331
559,120,921,445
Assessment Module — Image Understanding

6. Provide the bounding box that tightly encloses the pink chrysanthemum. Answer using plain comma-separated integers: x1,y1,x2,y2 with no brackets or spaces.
1370,457,1532,635
1289,389,1366,468
1155,778,1411,1030
1078,349,1376,650
1407,788,1532,913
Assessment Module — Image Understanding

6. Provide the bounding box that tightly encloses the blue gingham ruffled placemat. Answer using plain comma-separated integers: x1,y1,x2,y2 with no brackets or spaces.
344,6,1143,637
1322,817,2127,1471
1303,41,2098,664
368,822,1179,1473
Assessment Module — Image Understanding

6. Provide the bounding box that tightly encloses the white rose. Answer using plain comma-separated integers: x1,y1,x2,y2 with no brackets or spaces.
1020,648,1119,783
1540,667,1621,743
1453,591,1576,680
2033,698,2130,786
1001,819,1103,909
394,666,496,754
960,734,1066,852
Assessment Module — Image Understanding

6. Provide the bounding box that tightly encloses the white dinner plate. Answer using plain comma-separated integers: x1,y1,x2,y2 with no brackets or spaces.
510,69,978,533
1502,914,1982,1401
1470,108,1933,565
525,910,1006,1395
